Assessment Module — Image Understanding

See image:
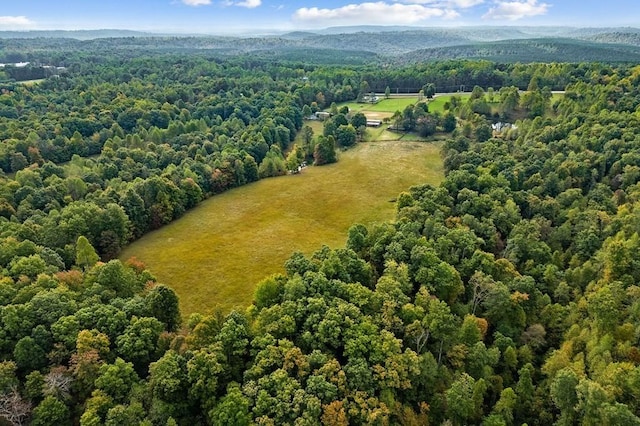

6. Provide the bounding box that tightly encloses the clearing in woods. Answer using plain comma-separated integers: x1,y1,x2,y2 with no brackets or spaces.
120,139,443,316
334,93,472,122
334,95,423,121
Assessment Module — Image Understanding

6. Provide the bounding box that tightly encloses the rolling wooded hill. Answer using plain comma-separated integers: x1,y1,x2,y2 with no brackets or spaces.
2,26,640,65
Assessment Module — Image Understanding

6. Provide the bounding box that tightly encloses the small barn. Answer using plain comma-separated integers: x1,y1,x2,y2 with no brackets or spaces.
366,119,382,127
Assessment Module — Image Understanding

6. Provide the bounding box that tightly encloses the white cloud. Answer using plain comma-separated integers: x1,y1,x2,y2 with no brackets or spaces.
293,2,459,27
236,0,262,8
482,0,549,20
0,16,35,29
221,0,262,8
181,0,212,5
398,0,484,8
449,0,484,7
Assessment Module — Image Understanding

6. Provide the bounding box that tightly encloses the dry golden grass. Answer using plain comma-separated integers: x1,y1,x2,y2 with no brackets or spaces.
120,140,443,316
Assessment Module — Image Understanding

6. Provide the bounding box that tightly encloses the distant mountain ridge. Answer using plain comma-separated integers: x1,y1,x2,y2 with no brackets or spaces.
2,26,640,64
580,31,640,47
2,25,640,40
0,29,161,40
397,37,640,64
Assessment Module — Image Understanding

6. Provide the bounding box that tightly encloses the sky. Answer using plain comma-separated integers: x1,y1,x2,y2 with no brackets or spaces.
1,0,639,34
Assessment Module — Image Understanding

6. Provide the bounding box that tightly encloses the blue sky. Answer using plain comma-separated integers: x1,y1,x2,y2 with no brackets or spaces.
1,1,639,34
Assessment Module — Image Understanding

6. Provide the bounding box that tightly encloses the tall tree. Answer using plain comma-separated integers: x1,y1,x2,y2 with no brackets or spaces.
76,236,99,270
313,136,337,166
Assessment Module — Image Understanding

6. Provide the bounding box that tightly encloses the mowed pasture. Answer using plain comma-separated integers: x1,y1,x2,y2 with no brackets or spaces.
120,140,443,316
337,93,472,119
336,96,423,120
427,93,472,113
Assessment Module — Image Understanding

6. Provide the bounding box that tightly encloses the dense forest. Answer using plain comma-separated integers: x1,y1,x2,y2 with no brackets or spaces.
1,37,640,425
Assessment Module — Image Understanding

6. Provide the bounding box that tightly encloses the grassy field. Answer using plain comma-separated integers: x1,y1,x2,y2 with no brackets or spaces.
18,79,45,86
364,126,435,142
336,96,422,119
338,92,560,117
120,140,443,317
427,93,472,113
367,98,422,112
335,94,483,120
296,120,324,142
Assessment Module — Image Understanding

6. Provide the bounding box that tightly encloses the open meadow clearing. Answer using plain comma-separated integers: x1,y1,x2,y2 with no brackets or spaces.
335,96,422,117
336,93,473,118
427,93,472,113
120,140,443,316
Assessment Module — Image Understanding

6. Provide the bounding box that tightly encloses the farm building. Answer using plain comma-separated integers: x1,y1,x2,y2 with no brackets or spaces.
491,122,517,134
366,119,382,127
